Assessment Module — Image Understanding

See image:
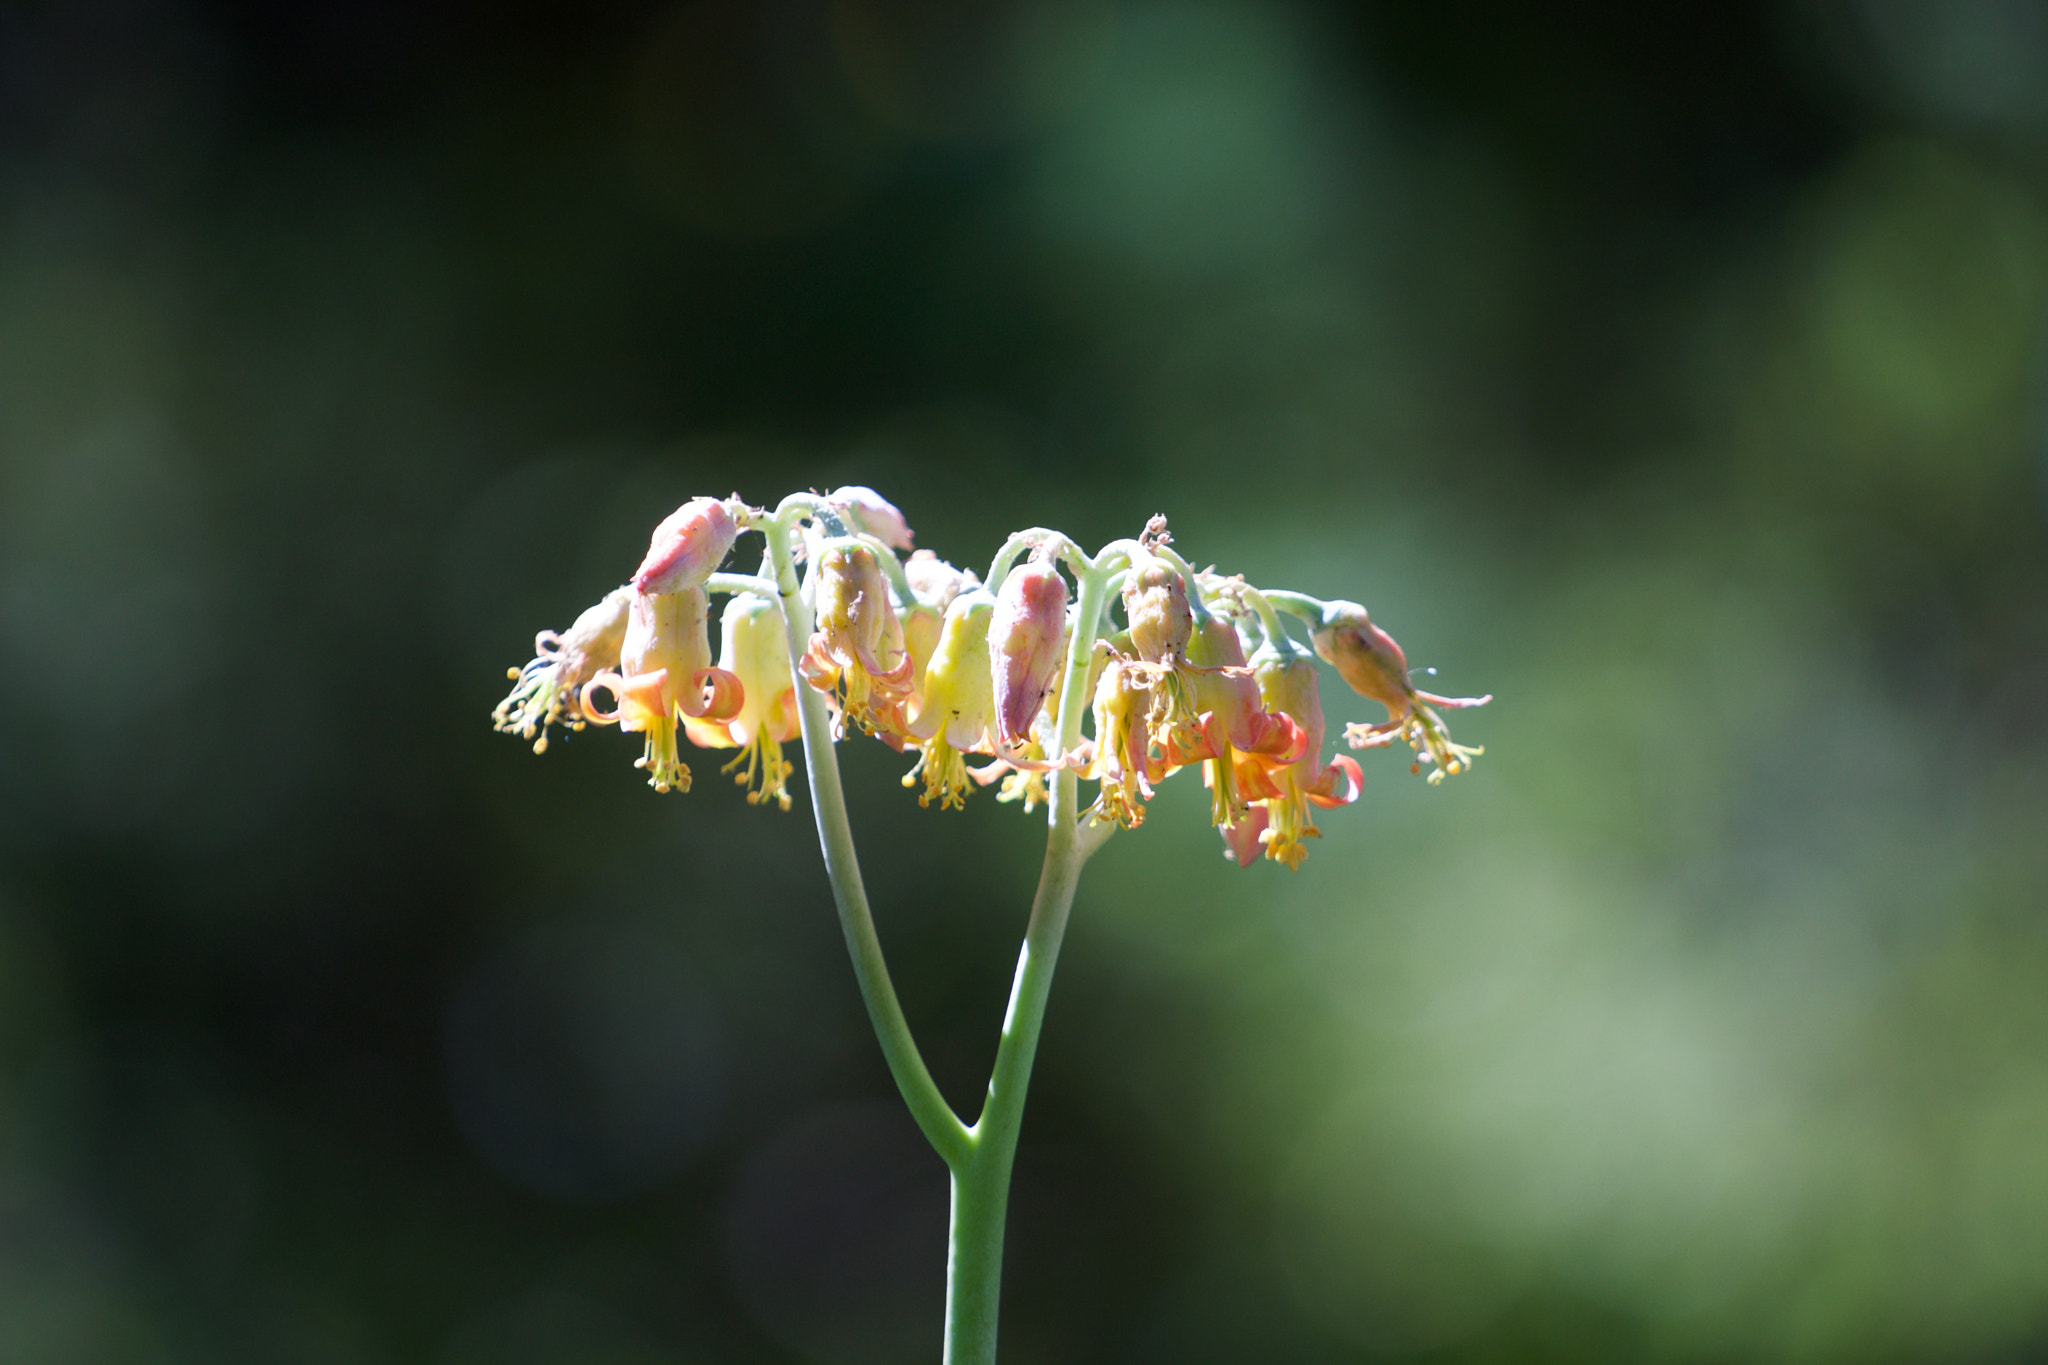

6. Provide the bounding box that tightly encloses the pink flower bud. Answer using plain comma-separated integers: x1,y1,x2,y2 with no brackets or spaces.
989,561,1069,747
633,498,739,595
828,486,914,551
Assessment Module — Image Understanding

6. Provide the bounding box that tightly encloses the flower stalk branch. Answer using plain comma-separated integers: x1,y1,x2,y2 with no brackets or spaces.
492,488,1489,1364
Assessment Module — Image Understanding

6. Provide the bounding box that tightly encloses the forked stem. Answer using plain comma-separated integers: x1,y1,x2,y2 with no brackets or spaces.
767,507,1116,1364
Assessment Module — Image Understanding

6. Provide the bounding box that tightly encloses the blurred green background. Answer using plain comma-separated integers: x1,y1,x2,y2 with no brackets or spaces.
4,0,2047,1361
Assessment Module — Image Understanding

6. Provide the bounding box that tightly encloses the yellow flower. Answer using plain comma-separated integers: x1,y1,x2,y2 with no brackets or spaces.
900,590,998,810
581,587,742,793
683,593,800,810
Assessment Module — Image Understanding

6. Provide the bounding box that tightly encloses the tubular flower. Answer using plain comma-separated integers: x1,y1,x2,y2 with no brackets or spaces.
633,497,741,595
900,590,998,809
1221,645,1362,870
1311,602,1490,783
896,552,977,730
798,539,915,738
581,587,744,793
989,559,1069,749
1118,558,1210,758
492,585,632,753
1180,612,1308,828
1087,647,1169,828
682,593,800,810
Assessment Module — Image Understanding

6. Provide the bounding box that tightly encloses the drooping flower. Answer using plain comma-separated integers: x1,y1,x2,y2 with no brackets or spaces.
1220,643,1362,870
581,587,743,793
1178,610,1308,828
633,497,741,595
896,551,979,733
797,538,914,738
492,585,632,753
1311,602,1489,783
989,559,1069,749
900,589,998,809
1087,647,1160,828
682,592,800,810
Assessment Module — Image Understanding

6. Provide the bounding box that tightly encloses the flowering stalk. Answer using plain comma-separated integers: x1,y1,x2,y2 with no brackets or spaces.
492,492,1487,1365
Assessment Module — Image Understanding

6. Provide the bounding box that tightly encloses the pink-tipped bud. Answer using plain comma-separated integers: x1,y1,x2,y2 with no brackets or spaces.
633,497,739,595
1122,559,1192,663
989,561,1069,746
828,486,914,551
1310,601,1412,719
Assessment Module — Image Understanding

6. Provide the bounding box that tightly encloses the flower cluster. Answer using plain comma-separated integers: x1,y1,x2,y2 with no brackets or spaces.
494,491,1488,868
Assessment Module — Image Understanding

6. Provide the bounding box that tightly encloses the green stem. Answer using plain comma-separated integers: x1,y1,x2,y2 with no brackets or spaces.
769,507,1120,1364
764,512,972,1169
941,560,1112,1365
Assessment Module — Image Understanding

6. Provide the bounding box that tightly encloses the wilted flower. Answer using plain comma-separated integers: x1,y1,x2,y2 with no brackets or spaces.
492,585,632,753
683,593,800,810
798,539,914,737
1087,649,1159,828
1311,601,1489,783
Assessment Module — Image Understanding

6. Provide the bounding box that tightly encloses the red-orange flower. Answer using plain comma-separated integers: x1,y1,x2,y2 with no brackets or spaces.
1220,645,1362,870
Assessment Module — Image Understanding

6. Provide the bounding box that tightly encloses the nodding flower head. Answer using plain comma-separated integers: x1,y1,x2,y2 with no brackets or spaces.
829,486,915,551
682,593,800,810
634,497,741,596
798,539,914,737
1221,644,1362,870
1312,601,1490,783
901,589,998,809
492,586,633,753
989,559,1069,749
580,587,744,793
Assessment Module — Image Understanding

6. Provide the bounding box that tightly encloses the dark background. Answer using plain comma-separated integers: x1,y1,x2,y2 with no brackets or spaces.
4,0,2047,1361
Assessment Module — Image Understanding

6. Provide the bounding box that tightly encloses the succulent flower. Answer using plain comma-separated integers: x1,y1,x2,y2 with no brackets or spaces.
1220,644,1361,870
491,585,632,753
581,587,743,792
633,497,741,596
798,539,915,738
683,593,800,810
900,590,998,809
989,559,1069,750
1311,601,1489,783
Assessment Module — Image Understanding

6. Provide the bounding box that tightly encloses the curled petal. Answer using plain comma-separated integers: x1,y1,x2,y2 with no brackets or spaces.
682,666,745,721
1307,754,1363,808
1222,807,1269,868
579,671,628,726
